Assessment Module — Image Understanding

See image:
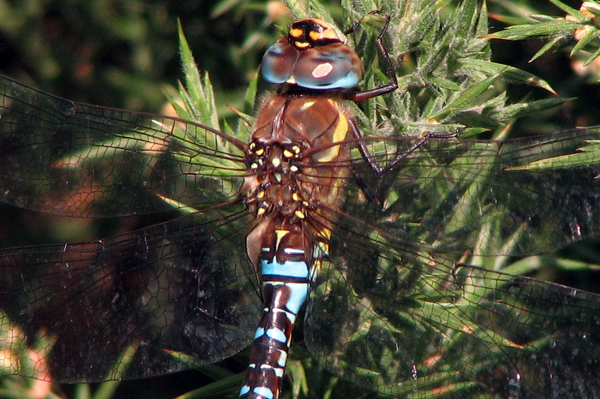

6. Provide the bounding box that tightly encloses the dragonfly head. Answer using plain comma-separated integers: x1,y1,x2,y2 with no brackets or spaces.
261,18,362,91
287,18,344,49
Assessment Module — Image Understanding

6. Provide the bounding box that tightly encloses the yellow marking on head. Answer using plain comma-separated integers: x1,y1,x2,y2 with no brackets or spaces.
321,28,338,40
257,208,266,216
292,192,301,201
292,145,301,153
290,165,299,172
272,157,281,168
257,191,265,198
295,41,310,49
250,162,259,169
255,148,265,156
289,28,303,38
295,210,305,219
309,30,321,41
292,18,342,44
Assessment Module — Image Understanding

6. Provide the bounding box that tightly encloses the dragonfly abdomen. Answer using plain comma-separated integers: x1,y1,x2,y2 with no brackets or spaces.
240,223,315,399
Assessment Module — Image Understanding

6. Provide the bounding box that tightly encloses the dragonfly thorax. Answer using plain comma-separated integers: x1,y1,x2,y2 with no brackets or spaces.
244,94,352,223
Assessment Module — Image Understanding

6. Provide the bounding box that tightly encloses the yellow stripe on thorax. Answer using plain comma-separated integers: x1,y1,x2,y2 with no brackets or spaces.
316,100,348,163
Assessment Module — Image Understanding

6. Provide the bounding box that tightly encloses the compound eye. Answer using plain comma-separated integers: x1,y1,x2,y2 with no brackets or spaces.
261,38,298,84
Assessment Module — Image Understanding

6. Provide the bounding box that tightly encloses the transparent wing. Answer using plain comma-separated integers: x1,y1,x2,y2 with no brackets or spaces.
301,129,600,397
338,129,600,256
0,74,246,218
305,208,600,398
4,74,600,256
0,207,260,383
0,75,259,382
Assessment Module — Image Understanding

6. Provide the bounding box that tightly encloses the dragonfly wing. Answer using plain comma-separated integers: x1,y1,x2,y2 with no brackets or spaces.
0,75,246,218
304,212,600,398
352,129,600,256
0,208,260,383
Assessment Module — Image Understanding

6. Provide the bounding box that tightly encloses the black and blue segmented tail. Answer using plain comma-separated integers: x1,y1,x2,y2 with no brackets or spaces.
240,226,324,399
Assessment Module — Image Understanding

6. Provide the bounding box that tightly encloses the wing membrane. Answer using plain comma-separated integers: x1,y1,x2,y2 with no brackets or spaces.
305,208,600,398
0,208,260,382
334,129,600,256
0,75,246,218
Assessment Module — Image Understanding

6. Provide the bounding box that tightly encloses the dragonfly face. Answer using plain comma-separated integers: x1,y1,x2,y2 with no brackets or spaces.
2,9,600,399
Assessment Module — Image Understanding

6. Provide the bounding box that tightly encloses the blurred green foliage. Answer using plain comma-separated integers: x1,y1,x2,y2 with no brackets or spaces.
0,0,272,111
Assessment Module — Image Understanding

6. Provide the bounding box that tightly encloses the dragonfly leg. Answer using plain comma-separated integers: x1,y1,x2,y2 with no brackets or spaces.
343,11,398,101
351,120,459,175
384,130,459,171
350,120,458,203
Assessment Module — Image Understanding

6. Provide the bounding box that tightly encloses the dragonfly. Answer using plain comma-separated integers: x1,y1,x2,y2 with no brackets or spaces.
2,8,600,399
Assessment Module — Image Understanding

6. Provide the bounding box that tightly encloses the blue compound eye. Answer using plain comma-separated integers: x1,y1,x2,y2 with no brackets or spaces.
262,39,362,90
261,39,298,84
292,43,361,89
